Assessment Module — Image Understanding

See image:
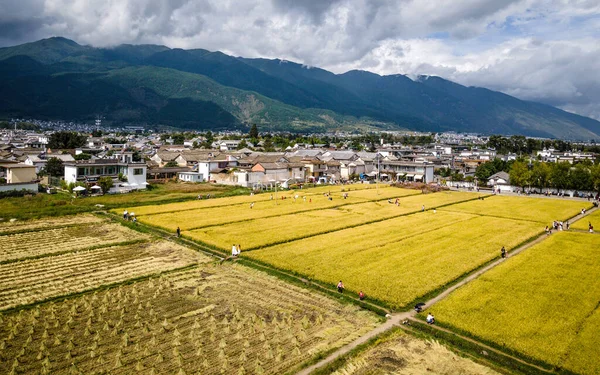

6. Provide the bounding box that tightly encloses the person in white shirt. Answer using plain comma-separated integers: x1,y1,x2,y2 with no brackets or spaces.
426,313,435,324
232,244,237,256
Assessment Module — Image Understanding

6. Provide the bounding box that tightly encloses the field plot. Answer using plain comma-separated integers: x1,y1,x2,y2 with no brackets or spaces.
245,211,542,308
0,214,105,235
187,191,479,249
440,195,584,224
330,329,499,375
136,187,416,232
432,232,600,375
124,184,389,216
0,265,379,375
571,207,600,230
0,241,206,311
0,222,149,263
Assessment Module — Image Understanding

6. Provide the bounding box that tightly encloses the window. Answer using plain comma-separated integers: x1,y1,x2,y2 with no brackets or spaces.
218,162,227,169
95,168,103,175
77,167,86,176
133,168,144,175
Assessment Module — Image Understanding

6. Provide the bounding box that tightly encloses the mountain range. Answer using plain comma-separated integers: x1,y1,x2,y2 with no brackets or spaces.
1,37,599,140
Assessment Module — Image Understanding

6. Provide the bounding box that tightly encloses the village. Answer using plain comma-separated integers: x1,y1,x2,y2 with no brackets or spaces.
1,124,599,197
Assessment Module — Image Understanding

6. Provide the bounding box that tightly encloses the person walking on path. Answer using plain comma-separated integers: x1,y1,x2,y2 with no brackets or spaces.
590,222,594,233
232,244,237,256
237,244,242,255
501,246,507,259
337,281,345,293
421,205,425,212
176,227,181,237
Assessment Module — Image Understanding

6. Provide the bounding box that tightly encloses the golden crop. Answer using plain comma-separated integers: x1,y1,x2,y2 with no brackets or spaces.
186,191,479,249
245,211,541,309
440,195,585,224
432,232,600,375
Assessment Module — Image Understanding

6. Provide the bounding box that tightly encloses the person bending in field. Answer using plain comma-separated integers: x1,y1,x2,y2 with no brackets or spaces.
359,291,365,300
337,281,345,293
426,313,435,324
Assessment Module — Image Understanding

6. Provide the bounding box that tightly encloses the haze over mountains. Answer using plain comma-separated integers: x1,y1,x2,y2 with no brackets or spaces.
1,37,599,140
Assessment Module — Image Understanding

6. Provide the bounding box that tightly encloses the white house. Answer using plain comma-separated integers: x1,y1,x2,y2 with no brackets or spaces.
178,171,204,183
379,161,435,183
64,155,147,190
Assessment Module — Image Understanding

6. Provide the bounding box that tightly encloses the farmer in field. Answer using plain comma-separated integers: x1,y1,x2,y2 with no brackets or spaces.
232,244,237,256
426,313,435,324
337,281,345,293
237,244,242,255
589,222,594,233
501,246,507,258
250,202,254,209
358,291,365,300
176,227,180,237
421,205,425,212
123,210,128,220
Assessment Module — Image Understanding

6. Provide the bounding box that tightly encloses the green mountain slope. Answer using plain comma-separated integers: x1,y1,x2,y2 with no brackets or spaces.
0,37,599,139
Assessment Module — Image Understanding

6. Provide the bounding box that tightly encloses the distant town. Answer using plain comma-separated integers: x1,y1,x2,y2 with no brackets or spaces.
1,118,599,199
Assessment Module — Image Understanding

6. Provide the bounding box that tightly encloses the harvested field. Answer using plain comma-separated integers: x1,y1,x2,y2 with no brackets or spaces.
0,223,149,263
0,214,106,235
0,264,379,375
0,241,207,311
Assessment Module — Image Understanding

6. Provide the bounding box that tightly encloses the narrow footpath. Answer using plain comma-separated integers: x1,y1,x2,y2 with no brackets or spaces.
296,206,598,375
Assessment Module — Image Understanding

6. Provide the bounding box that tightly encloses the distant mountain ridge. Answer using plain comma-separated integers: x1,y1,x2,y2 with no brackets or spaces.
0,37,599,139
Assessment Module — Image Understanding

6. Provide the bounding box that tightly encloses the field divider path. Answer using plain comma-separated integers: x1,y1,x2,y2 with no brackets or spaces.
296,206,599,375
101,211,226,261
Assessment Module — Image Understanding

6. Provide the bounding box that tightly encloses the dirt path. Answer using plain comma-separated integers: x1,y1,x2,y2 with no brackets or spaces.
296,206,598,375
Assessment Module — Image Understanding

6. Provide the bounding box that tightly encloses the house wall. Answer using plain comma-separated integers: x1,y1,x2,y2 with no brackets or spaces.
64,165,78,184
178,173,204,182
8,167,37,183
125,165,147,189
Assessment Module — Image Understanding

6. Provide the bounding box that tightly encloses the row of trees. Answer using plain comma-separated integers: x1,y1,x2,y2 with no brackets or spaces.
486,135,600,155
474,158,600,192
509,160,600,192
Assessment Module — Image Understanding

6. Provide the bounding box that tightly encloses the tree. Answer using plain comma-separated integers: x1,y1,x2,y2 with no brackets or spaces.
570,163,593,191
550,162,571,190
91,130,103,137
48,131,87,149
172,134,185,145
591,164,600,193
45,157,64,178
249,124,259,139
74,153,92,160
237,139,249,150
530,162,550,190
509,160,530,188
97,176,113,194
262,138,275,152
165,161,179,168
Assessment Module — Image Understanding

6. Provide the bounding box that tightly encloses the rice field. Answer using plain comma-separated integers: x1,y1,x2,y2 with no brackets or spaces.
186,191,479,249
0,241,206,311
134,187,421,232
329,329,500,375
245,211,542,308
432,232,600,375
0,214,105,235
0,223,149,263
440,195,585,224
0,264,379,375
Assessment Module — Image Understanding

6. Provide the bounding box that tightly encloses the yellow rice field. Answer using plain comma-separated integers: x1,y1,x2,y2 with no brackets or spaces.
432,232,600,375
135,187,421,231
186,191,479,249
440,195,585,224
245,211,542,308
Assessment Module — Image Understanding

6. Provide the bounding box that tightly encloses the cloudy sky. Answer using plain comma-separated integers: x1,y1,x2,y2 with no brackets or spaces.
1,0,600,119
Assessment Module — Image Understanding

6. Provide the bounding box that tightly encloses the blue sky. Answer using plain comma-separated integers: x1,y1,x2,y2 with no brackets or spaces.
0,0,599,120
